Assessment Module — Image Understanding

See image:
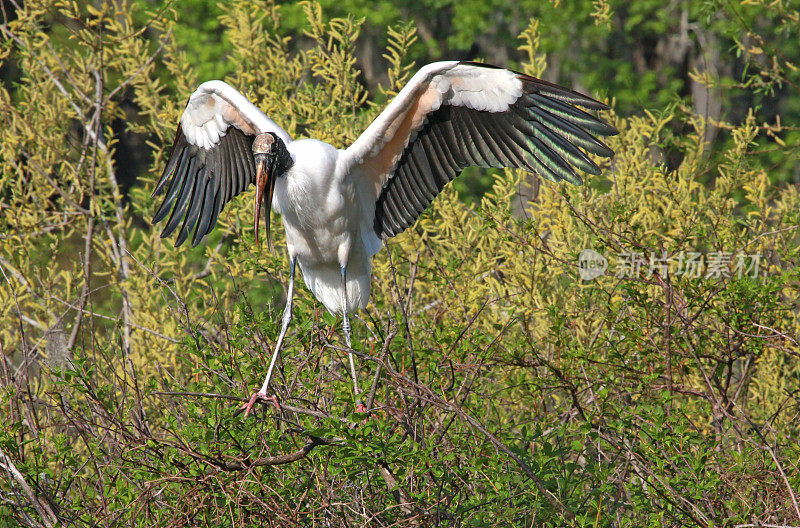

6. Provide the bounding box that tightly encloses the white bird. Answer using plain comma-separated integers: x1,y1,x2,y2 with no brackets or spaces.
151,61,617,416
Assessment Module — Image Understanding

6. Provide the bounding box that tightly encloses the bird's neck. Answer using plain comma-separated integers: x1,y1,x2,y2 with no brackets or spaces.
274,141,294,178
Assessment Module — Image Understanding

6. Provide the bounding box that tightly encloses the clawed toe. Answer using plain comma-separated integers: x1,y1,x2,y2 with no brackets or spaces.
237,391,280,418
355,402,371,424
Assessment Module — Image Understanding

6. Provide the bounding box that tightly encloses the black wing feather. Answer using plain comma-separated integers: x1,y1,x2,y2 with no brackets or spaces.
373,64,618,238
174,168,205,247
407,146,437,204
152,125,256,247
163,155,198,237
398,159,428,213
193,175,218,247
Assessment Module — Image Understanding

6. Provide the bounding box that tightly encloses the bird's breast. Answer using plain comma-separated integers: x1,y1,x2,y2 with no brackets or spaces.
273,144,361,266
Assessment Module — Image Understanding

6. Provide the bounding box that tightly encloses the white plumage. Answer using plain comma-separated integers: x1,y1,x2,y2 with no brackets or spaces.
152,61,617,415
276,139,377,314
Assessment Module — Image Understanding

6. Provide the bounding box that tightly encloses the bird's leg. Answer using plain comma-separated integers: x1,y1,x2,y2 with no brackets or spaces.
341,265,365,414
240,256,296,417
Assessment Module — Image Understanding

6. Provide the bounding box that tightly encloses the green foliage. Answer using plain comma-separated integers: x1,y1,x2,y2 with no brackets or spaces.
1,1,799,527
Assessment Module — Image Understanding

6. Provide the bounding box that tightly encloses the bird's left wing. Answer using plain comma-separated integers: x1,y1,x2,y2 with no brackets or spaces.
152,81,292,247
343,61,617,237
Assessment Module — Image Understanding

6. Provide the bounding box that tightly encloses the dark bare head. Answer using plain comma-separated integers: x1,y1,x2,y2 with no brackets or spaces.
252,132,291,250
252,132,276,156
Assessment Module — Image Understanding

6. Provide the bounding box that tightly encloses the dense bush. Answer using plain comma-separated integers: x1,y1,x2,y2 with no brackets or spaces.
1,1,798,526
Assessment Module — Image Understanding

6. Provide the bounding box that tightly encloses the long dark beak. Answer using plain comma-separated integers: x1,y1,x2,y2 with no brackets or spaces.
254,155,276,251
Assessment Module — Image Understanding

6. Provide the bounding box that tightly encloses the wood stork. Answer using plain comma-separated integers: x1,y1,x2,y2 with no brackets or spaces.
151,61,617,416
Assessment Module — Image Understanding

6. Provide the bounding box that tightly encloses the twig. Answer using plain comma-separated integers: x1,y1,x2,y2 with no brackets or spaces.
153,391,357,425
379,463,415,517
217,436,334,470
154,390,247,403
735,525,800,528
0,264,41,438
102,38,167,104
366,325,398,411
0,448,59,528
383,240,419,386
48,295,180,343
67,68,102,353
447,402,574,520
732,402,800,520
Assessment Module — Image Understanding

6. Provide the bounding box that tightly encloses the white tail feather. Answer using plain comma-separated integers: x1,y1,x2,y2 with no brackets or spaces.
298,262,371,315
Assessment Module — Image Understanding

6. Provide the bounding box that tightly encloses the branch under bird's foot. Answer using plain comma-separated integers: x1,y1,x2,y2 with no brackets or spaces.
237,391,281,417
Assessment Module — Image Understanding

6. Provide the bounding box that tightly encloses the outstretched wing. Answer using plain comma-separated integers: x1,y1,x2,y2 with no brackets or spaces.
152,81,292,247
343,61,617,238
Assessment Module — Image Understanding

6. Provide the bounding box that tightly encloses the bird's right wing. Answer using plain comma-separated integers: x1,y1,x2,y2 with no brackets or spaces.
152,81,292,247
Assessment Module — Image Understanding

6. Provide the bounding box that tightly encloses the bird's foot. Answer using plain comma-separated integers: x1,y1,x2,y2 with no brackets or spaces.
355,401,371,424
238,391,280,418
